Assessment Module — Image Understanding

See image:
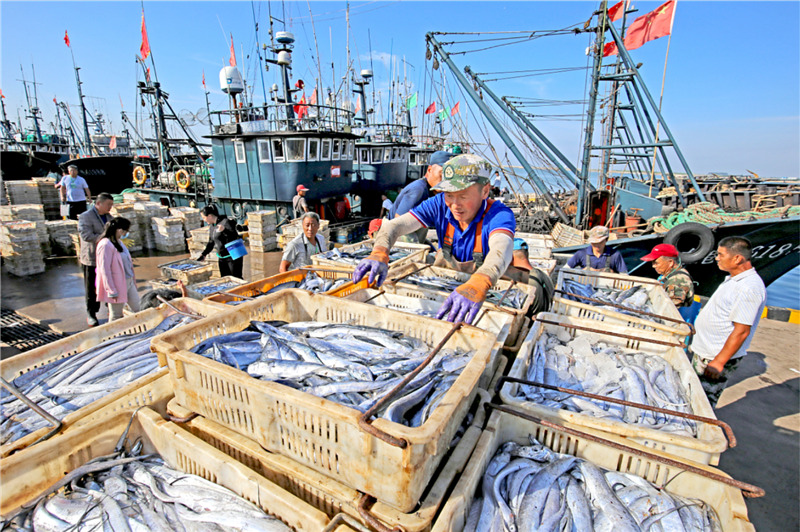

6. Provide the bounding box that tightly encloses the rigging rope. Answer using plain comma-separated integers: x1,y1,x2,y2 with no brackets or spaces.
650,202,800,233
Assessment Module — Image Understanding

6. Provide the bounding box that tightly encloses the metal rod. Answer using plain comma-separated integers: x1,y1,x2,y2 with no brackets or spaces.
357,322,464,448
497,377,735,448
555,290,695,335
485,403,763,498
167,411,198,423
356,494,401,532
363,289,386,304
561,271,662,285
156,296,206,319
535,317,686,348
1,377,62,446
217,291,255,301
389,263,432,284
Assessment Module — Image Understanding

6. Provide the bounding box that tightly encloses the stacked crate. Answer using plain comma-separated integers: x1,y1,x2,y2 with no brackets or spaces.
32,178,61,220
246,210,278,252
188,226,219,277
0,221,45,276
0,205,50,256
150,216,186,253
4,181,41,205
109,203,142,251
134,202,169,249
277,218,330,249
169,206,203,237
123,192,150,203
45,220,79,256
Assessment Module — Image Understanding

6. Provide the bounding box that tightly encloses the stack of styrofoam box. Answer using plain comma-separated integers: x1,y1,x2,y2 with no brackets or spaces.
123,192,150,203
169,206,203,238
0,220,45,276
32,177,61,220
246,210,278,252
4,180,41,206
0,204,50,257
110,203,143,252
134,202,169,249
278,217,330,250
151,216,186,253
45,220,79,255
187,226,219,277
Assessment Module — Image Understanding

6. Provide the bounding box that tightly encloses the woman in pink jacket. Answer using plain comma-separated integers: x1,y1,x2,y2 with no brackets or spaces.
95,217,140,321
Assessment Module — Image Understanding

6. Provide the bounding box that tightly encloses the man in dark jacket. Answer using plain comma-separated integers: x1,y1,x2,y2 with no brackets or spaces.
195,204,243,279
78,193,114,326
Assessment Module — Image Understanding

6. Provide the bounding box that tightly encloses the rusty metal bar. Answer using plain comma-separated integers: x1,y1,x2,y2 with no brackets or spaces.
497,376,736,448
562,271,662,286
167,411,198,423
217,291,256,301
358,322,464,448
485,403,764,498
389,263,432,284
362,289,386,304
536,317,686,348
156,296,206,319
300,266,355,275
356,494,402,532
555,289,695,335
1,377,62,447
321,512,372,532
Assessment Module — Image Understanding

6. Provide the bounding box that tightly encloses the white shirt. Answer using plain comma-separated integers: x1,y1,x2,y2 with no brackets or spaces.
282,233,327,270
382,198,393,211
59,175,89,202
692,268,766,360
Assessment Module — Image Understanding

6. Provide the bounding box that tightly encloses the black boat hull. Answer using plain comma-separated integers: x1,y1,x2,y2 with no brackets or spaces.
60,156,134,195
0,150,64,179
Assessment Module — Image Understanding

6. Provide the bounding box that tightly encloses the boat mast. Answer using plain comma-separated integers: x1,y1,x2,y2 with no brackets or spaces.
0,93,14,141
70,60,93,155
426,32,570,223
19,66,44,143
264,24,297,129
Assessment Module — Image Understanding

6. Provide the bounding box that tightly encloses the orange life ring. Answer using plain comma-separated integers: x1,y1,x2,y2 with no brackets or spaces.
175,169,191,190
132,166,147,185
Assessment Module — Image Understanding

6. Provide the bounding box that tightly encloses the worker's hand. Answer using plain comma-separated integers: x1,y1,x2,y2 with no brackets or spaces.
352,246,390,286
436,273,492,325
703,360,725,380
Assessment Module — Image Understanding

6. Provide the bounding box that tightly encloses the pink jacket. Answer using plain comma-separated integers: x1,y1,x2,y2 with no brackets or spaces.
95,238,128,304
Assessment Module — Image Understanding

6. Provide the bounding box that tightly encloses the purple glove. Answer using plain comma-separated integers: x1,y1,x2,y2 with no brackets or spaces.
435,291,483,324
352,259,389,287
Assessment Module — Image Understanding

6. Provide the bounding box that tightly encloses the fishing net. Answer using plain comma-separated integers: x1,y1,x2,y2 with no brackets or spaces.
650,202,800,233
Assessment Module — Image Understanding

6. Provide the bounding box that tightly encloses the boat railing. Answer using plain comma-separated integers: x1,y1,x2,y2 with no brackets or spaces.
352,122,413,144
211,103,357,134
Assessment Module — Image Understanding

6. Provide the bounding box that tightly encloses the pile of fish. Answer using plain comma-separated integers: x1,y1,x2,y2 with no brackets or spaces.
166,262,206,272
316,244,415,266
465,437,722,531
192,279,241,296
223,272,350,305
3,439,289,531
0,315,195,446
516,330,697,436
190,321,473,427
561,279,661,323
400,273,526,310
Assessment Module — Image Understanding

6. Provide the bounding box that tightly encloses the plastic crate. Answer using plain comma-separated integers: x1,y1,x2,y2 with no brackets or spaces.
203,266,361,306
167,390,492,531
150,289,498,512
0,298,222,458
0,408,331,531
432,409,753,532
383,263,535,346
158,257,213,284
529,257,557,276
556,268,689,337
499,312,728,465
185,275,246,299
311,239,429,270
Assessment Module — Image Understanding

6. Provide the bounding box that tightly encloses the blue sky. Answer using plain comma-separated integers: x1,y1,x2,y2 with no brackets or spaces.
2,1,798,178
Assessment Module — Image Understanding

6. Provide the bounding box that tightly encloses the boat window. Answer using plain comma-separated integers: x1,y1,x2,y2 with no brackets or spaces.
234,141,246,164
308,139,319,161
257,139,270,163
384,148,391,162
371,148,383,163
346,141,354,160
392,147,399,161
332,139,341,159
285,139,306,161
359,148,369,163
272,139,285,162
409,153,417,165
321,139,331,160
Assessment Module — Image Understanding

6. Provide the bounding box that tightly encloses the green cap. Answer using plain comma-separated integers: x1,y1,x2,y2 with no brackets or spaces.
433,154,493,192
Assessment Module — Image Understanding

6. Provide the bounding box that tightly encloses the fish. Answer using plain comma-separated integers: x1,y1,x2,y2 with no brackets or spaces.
193,280,240,296
315,244,416,266
398,273,527,310
225,273,349,304
562,279,665,323
468,437,723,532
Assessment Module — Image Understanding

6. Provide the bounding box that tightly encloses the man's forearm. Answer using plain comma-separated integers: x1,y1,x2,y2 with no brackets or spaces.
712,324,751,367
373,213,423,250
475,232,513,285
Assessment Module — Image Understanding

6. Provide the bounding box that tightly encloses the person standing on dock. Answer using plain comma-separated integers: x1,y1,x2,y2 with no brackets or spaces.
640,243,695,308
195,204,244,279
353,154,518,325
690,236,766,407
388,150,453,244
293,185,310,218
566,225,627,273
379,193,393,219
279,212,327,272
78,193,114,327
95,217,141,321
58,164,91,220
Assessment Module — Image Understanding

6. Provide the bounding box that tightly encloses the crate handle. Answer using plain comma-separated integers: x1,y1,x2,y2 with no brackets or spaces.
1,377,62,448
496,376,736,449
388,262,432,284
535,317,687,349
356,494,402,532
323,510,373,532
156,296,205,320
358,322,464,449
485,403,764,498
554,290,695,336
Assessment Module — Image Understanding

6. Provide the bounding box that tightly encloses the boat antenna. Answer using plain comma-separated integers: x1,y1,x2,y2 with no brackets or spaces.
306,0,324,112
251,0,269,105
18,65,43,143
66,42,93,155
368,29,376,115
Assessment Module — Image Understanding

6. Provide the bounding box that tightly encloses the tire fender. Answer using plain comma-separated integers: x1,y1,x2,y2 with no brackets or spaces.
664,222,715,264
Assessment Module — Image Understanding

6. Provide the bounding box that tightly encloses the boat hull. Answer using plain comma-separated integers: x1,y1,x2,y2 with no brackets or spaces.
60,156,134,195
0,150,64,179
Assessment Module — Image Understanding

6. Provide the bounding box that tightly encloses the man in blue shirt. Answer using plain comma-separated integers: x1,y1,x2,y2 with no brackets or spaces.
566,225,628,273
388,150,452,243
58,164,91,220
353,154,518,324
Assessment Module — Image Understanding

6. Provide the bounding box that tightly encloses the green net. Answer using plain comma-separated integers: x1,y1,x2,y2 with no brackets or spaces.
650,202,800,233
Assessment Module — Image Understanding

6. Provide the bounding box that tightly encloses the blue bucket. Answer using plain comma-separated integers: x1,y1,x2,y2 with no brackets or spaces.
225,239,248,260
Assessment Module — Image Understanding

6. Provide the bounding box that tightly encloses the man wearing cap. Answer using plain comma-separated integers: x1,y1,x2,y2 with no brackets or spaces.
566,225,627,273
293,185,310,218
640,243,695,308
367,218,382,240
388,150,453,243
353,154,516,324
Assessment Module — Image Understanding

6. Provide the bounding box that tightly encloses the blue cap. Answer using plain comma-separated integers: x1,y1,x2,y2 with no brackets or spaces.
429,151,453,167
513,238,528,251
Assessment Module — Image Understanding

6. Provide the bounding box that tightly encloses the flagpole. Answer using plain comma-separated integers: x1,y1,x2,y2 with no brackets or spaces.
140,2,160,83
647,1,677,197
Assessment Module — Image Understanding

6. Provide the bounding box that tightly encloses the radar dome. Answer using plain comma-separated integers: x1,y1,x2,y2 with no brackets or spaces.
219,66,244,94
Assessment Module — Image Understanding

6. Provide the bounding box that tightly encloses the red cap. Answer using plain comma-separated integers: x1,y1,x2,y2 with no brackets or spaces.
641,243,680,261
368,218,383,234
296,184,309,193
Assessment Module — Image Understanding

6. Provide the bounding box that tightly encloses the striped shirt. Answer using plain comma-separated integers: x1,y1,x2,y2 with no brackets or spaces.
692,268,766,360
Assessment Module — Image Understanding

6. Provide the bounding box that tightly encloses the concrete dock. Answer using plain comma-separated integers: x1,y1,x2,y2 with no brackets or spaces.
1,253,798,530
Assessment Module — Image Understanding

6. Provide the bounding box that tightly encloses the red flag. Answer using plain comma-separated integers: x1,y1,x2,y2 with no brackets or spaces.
603,42,618,57
451,101,460,116
607,0,626,22
1,90,6,99
145,67,151,81
119,94,124,109
109,136,117,150
623,0,676,52
424,102,436,115
229,34,237,67
64,30,70,47
354,98,361,114
309,88,318,106
53,96,57,105
140,12,150,60
202,70,206,88
294,94,308,119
